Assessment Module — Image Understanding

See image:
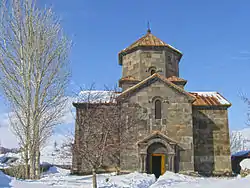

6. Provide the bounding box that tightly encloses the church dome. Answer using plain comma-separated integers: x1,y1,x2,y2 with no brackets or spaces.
118,29,182,65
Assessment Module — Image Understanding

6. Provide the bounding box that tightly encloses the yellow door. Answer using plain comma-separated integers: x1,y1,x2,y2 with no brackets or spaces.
161,154,165,174
151,154,166,175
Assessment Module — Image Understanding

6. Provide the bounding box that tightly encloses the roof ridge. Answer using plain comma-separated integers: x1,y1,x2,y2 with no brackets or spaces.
122,34,148,51
190,91,217,93
168,76,187,82
190,91,231,107
119,32,181,54
118,73,195,101
137,131,179,145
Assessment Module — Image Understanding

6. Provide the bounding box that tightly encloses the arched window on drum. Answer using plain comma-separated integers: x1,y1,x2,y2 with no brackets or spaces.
155,99,162,119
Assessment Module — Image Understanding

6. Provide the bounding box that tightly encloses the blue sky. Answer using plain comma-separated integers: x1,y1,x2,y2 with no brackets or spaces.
1,0,250,147
40,0,249,131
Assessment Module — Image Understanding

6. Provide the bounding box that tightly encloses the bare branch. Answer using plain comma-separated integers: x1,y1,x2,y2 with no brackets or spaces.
0,0,71,179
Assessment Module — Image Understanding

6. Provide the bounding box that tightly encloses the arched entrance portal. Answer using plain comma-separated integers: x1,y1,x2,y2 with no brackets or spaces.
147,143,167,178
137,132,178,177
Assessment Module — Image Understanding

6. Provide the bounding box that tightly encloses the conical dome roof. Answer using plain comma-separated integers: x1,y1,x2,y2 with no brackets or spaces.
118,30,181,65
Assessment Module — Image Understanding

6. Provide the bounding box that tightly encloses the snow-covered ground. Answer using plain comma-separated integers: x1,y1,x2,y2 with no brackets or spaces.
40,134,72,166
150,171,250,188
0,166,156,188
1,167,250,188
240,158,250,170
0,134,72,169
0,152,20,169
1,130,250,187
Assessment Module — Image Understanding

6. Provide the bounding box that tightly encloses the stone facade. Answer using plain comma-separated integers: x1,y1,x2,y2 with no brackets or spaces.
125,79,194,172
193,107,231,173
72,30,232,176
121,49,181,81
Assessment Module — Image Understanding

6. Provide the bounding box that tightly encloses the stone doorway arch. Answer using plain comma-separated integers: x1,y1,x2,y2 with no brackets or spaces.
147,142,168,178
137,132,178,175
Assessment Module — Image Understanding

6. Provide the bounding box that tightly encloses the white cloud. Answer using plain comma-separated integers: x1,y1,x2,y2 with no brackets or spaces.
0,96,75,148
231,56,250,60
231,50,250,60
0,112,18,148
60,96,75,125
0,126,18,148
239,50,250,54
0,113,10,128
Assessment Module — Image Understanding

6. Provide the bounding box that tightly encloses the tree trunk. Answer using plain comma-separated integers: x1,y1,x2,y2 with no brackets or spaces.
115,166,120,175
29,148,36,179
24,146,30,179
92,168,97,188
35,150,40,179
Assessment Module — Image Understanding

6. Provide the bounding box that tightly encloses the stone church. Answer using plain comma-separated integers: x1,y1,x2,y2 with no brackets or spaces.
72,29,232,177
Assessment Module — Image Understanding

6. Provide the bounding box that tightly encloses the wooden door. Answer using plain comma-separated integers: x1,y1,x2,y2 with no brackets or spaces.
150,154,166,176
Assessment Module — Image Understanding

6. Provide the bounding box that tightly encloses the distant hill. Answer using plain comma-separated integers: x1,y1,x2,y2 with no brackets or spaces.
0,147,19,155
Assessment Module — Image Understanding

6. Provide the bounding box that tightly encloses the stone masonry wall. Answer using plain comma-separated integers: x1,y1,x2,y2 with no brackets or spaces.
121,48,181,83
122,79,194,172
72,106,118,174
139,50,166,80
122,50,141,81
192,107,231,174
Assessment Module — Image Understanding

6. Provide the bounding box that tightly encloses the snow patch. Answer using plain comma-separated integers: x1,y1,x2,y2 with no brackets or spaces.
39,169,155,188
0,152,21,168
40,134,72,166
240,158,250,170
1,168,250,188
149,171,198,187
150,171,250,188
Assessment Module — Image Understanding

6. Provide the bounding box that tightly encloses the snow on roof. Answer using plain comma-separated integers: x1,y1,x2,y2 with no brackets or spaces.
76,90,120,103
190,91,231,106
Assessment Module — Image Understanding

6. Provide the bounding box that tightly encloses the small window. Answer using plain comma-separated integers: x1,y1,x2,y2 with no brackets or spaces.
155,100,162,119
151,69,156,75
146,53,152,58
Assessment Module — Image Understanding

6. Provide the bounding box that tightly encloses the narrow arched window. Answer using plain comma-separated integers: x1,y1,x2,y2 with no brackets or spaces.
155,100,161,119
151,69,156,75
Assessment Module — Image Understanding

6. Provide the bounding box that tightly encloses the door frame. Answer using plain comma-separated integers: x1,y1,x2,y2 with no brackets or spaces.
150,153,165,175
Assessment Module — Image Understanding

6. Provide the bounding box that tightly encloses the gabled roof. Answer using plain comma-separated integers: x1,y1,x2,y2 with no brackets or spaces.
167,76,187,84
118,30,182,65
119,76,141,87
119,76,140,82
117,73,195,102
137,131,179,145
190,92,231,107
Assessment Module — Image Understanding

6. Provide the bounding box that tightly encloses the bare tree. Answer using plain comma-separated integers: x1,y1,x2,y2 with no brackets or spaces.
0,0,71,179
230,131,244,154
73,90,115,188
107,102,145,174
241,94,250,127
72,87,144,188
